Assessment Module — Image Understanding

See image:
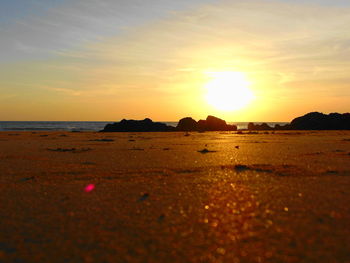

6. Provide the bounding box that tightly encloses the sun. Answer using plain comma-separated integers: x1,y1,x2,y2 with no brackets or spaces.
204,71,254,111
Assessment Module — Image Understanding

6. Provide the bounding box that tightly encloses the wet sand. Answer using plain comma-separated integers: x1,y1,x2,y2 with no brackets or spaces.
0,131,350,262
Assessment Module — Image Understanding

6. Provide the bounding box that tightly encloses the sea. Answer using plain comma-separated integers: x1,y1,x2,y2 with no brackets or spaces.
0,121,289,132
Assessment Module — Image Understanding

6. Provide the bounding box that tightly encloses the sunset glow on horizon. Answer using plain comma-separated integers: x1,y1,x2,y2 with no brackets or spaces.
1,0,349,122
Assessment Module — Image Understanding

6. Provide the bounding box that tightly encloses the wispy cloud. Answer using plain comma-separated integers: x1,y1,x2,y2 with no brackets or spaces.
41,87,82,96
0,0,216,63
1,0,350,120
66,1,350,87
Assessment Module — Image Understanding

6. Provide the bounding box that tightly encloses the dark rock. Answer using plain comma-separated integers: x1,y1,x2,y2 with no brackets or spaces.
234,164,250,172
47,148,92,153
290,112,350,130
90,139,114,142
106,112,345,132
197,119,207,131
138,193,149,202
248,112,350,131
197,148,217,154
101,118,175,132
206,115,228,130
158,214,166,223
102,115,236,132
20,176,35,182
198,115,237,131
176,117,198,131
177,115,237,131
247,122,255,130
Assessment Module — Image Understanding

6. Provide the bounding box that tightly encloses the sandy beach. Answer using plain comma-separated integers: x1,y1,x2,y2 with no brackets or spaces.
1,131,350,262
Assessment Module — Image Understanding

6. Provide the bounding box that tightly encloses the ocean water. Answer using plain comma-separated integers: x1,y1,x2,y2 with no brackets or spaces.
0,121,289,132
0,121,110,132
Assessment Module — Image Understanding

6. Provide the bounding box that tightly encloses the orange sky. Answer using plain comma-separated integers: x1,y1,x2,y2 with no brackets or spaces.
1,0,349,121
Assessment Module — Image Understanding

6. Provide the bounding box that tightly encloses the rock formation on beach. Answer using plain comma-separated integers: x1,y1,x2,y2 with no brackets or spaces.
290,112,350,130
176,117,198,131
247,112,350,131
101,112,350,132
198,115,237,131
177,115,237,131
101,118,176,132
101,115,237,132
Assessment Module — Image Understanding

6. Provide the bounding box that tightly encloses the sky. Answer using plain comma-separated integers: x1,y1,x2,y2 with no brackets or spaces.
1,0,349,121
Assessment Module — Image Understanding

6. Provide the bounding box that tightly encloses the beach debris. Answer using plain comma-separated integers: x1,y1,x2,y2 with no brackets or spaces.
326,170,338,174
129,139,135,142
233,164,275,174
234,164,249,172
47,148,92,153
47,148,75,152
158,214,165,223
235,145,240,149
90,138,114,142
20,176,35,182
82,161,96,165
138,193,149,202
163,148,170,151
75,148,92,153
130,147,144,151
40,135,49,137
84,184,95,193
304,151,323,156
198,148,217,154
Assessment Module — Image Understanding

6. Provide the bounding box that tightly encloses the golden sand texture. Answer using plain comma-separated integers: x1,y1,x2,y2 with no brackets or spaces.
1,131,350,262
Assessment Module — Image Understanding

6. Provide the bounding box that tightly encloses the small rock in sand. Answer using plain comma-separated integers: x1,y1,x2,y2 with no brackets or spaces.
198,148,217,154
138,193,150,202
234,164,250,172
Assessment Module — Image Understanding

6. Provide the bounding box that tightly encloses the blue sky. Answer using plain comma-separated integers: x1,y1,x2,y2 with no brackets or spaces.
0,0,217,62
0,0,66,24
2,0,349,63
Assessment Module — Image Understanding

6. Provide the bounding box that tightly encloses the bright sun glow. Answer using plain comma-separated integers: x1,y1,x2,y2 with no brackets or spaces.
205,71,254,111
